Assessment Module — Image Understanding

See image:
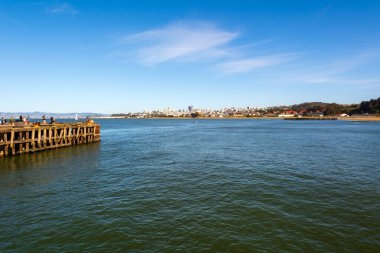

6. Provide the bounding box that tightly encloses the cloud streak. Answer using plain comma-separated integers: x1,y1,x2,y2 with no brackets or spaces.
119,20,302,75
46,2,77,15
264,51,380,86
216,54,300,74
118,20,380,85
123,21,238,65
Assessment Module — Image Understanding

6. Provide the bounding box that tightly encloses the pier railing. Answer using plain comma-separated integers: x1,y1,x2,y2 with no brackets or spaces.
0,123,100,158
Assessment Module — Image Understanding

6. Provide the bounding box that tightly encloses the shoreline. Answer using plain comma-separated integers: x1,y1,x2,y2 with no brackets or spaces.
338,116,380,121
92,116,380,121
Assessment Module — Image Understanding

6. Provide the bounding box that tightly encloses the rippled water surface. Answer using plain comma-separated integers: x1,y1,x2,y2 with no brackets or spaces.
1,119,379,252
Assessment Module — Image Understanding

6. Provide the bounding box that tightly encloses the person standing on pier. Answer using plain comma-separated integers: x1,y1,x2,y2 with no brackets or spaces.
42,115,46,124
86,117,94,124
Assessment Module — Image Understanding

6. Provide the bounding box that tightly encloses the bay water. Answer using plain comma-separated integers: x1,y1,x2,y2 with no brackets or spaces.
0,119,379,252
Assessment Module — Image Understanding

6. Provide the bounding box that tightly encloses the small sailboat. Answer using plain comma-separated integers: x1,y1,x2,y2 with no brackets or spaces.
74,113,78,121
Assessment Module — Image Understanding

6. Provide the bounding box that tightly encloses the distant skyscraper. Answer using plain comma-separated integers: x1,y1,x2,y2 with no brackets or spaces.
188,105,193,113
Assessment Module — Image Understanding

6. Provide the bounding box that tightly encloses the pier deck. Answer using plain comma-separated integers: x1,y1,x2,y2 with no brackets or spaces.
0,123,100,158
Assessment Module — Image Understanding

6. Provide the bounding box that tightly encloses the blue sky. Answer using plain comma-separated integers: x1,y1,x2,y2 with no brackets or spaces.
1,0,380,113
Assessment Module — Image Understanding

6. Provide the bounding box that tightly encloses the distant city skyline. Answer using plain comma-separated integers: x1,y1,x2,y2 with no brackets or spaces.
1,0,380,113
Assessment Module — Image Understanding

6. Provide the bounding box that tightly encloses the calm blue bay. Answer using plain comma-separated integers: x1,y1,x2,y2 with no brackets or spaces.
1,119,379,252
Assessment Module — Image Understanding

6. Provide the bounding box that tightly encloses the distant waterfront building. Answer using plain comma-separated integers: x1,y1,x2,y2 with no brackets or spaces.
279,110,298,118
188,105,193,113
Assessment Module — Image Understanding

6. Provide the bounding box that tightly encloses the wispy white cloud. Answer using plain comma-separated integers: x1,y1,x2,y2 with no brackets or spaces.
46,2,77,15
268,51,380,86
117,20,380,85
123,21,238,65
216,54,300,74
118,20,307,75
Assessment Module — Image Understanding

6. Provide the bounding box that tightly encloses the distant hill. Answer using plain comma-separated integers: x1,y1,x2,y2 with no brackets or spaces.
288,102,357,115
289,97,380,115
290,102,331,110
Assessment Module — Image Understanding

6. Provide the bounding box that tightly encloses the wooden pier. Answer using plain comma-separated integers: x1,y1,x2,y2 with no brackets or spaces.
0,123,100,158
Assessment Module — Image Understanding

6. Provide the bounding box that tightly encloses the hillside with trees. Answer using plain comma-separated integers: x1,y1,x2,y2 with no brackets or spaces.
288,97,380,116
288,102,357,116
350,97,380,114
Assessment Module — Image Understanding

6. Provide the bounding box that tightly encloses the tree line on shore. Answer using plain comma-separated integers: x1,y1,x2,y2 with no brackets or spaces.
353,97,380,114
287,97,380,116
